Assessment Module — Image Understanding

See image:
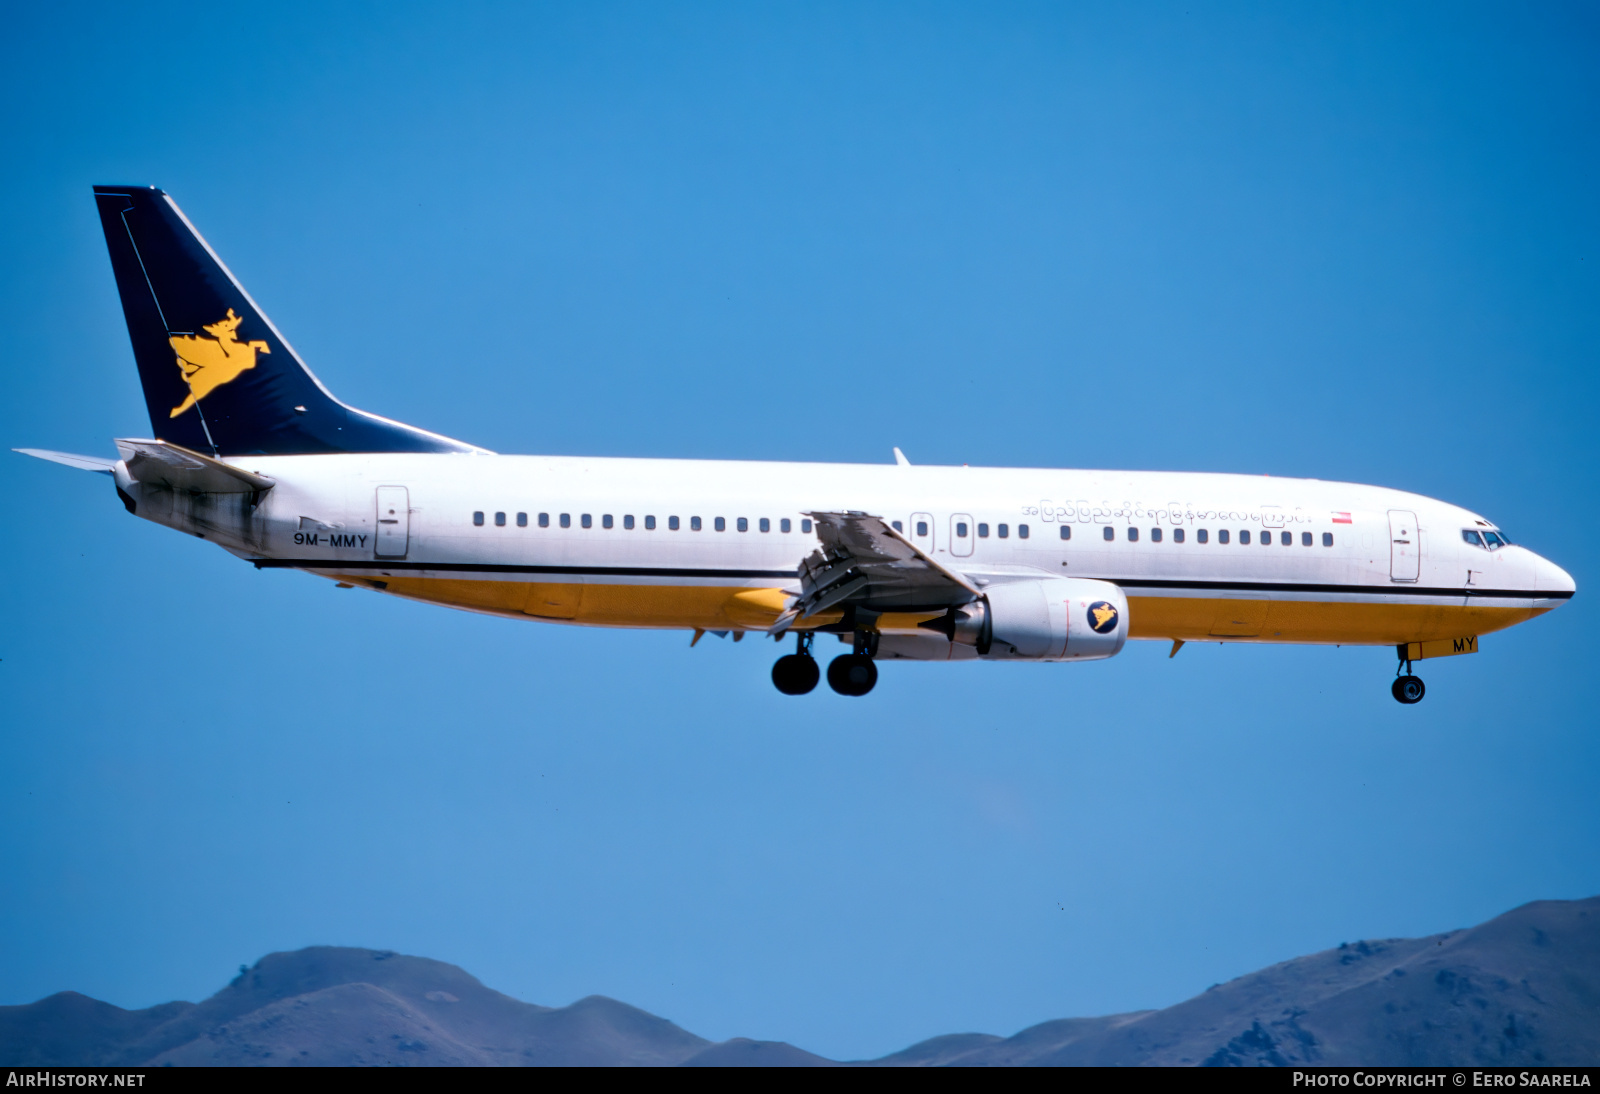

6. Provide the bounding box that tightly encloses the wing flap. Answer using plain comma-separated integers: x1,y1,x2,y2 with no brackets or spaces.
771,511,979,636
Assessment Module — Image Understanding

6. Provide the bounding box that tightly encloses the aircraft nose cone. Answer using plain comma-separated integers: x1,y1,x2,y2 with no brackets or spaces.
1534,555,1576,598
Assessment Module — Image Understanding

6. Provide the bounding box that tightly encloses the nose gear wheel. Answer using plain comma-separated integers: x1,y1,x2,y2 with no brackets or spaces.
1392,675,1426,704
1392,646,1426,704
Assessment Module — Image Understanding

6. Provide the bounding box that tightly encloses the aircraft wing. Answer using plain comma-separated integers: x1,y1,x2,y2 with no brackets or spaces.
770,511,981,636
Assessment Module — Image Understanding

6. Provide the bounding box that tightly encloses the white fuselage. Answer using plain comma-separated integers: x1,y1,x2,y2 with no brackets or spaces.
127,451,1574,657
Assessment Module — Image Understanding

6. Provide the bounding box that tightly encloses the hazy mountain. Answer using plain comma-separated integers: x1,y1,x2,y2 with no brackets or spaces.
3,896,1595,1066
876,896,1600,1066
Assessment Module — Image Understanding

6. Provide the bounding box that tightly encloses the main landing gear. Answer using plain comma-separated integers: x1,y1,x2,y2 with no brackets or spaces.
771,631,879,697
771,633,821,695
1392,647,1426,705
827,630,879,697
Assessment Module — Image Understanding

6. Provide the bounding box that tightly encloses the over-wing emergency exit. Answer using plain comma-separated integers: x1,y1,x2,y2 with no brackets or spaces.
15,187,1576,702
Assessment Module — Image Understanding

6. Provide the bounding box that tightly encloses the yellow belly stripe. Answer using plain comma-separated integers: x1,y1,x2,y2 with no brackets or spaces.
359,577,841,631
1125,595,1540,645
338,575,1545,646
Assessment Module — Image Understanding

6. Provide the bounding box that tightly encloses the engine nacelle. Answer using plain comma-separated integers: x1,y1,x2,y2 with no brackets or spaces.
920,577,1128,662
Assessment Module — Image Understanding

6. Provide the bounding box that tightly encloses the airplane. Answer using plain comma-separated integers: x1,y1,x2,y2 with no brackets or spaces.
16,186,1576,702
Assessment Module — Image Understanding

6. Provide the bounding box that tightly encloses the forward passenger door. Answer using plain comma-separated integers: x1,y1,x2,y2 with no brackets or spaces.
1388,509,1419,582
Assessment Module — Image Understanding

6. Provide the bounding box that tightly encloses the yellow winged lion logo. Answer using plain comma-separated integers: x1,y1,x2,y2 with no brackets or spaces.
1087,601,1119,634
166,308,270,418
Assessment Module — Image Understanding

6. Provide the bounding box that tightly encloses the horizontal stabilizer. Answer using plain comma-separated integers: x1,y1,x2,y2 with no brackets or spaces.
115,439,275,494
13,448,117,474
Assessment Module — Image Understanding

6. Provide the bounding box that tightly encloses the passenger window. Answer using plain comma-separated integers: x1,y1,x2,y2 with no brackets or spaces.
1322,532,1333,547
1059,525,1071,540
582,514,593,529
890,520,901,532
517,512,528,527
781,518,792,533
645,515,656,530
494,512,506,526
1019,524,1029,539
997,524,1007,539
1219,529,1229,544
801,518,813,533
1281,531,1292,546
624,515,635,530
560,513,571,528
1301,531,1312,546
473,511,485,526
1240,530,1250,545
977,523,989,538
602,514,614,529
1173,528,1185,543
1197,528,1207,543
669,516,680,530
692,517,703,531
956,522,969,537
1103,526,1114,541
761,518,771,532
1150,527,1162,543
916,521,928,537
539,512,550,528
1127,527,1138,542
714,517,726,532
736,517,748,532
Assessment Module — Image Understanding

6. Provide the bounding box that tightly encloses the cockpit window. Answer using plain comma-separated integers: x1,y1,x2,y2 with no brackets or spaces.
1464,529,1511,550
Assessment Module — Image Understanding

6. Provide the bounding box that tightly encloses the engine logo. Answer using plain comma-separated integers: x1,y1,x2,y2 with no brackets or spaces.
1086,601,1119,634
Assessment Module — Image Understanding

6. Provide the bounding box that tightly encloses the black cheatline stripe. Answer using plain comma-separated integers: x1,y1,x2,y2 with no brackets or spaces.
252,558,798,580
250,557,1569,601
1114,578,1569,601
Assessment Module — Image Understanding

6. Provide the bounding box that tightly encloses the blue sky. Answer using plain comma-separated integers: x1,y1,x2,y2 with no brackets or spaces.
1,1,1596,1060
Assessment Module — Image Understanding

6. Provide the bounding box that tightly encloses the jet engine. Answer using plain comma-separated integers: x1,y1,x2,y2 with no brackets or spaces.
915,576,1128,661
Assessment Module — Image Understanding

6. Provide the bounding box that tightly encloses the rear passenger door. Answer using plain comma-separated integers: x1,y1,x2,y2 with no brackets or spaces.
375,486,410,559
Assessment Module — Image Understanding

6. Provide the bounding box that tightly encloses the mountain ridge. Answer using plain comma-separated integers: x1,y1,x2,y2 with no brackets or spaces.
4,897,1596,1066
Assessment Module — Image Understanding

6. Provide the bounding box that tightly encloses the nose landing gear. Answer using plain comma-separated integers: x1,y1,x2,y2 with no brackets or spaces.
772,632,820,695
1392,648,1426,704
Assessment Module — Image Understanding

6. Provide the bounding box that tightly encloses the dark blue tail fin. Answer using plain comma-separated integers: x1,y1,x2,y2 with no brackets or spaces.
93,186,478,457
